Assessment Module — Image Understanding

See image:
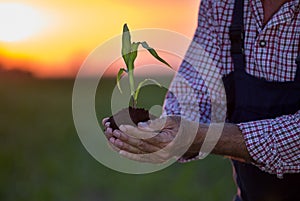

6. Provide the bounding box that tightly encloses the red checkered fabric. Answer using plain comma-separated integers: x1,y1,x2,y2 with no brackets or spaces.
163,0,300,177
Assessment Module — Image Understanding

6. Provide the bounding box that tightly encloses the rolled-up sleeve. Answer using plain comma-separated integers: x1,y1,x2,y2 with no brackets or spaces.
238,110,300,178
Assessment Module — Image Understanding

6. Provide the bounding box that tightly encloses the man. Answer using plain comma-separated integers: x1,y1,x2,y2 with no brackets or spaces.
103,0,300,200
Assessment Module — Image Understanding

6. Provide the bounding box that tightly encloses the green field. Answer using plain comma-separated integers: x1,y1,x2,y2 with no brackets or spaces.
0,77,235,201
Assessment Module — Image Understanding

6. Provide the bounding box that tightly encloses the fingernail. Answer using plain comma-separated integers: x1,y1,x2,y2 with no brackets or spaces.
113,130,121,138
109,137,115,143
105,122,110,127
116,139,123,146
106,128,112,133
138,122,148,128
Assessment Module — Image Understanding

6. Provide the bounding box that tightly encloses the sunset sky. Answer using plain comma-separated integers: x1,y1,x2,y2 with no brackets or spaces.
0,0,199,77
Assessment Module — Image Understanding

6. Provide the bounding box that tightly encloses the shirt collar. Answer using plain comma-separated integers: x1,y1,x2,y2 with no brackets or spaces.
250,0,300,29
287,0,300,14
293,0,300,13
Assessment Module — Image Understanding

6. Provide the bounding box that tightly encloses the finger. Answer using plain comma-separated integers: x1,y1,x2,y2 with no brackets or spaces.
102,117,110,126
111,135,145,154
113,130,161,153
140,130,175,147
120,124,173,149
116,140,145,154
105,122,111,128
119,125,159,139
107,138,120,152
138,117,167,132
104,127,113,139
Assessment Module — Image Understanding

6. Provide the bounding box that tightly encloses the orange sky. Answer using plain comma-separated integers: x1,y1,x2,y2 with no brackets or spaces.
0,0,199,77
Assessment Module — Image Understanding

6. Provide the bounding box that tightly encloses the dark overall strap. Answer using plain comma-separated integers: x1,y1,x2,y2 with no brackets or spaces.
228,1,300,201
229,0,245,72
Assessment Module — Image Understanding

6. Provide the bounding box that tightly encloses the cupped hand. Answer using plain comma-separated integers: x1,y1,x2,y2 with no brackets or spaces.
102,116,200,163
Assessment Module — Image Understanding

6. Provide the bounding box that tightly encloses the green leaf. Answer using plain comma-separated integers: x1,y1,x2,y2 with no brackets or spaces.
127,42,141,71
116,68,127,93
141,41,172,68
122,24,132,67
134,78,162,102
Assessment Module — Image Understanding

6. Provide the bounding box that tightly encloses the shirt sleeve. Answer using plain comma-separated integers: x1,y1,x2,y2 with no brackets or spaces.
163,0,222,123
163,0,226,162
238,110,300,178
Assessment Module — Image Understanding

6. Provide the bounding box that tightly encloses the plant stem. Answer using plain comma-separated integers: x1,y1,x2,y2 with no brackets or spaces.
128,67,136,108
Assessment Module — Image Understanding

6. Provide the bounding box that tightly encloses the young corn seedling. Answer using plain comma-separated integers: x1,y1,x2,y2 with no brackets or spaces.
108,24,171,130
117,23,171,108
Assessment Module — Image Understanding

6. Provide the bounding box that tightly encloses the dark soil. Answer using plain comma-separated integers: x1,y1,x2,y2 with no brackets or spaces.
108,107,156,131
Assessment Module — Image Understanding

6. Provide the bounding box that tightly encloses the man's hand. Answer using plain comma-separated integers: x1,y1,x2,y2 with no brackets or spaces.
102,116,201,163
102,116,252,164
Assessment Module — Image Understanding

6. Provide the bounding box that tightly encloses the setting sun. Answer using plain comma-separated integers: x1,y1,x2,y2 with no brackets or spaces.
0,0,199,77
0,3,44,42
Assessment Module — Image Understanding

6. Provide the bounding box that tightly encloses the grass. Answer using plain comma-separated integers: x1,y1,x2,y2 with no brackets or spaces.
0,77,236,201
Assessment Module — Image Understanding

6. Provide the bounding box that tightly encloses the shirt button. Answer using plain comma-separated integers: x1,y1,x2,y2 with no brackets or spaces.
259,40,267,47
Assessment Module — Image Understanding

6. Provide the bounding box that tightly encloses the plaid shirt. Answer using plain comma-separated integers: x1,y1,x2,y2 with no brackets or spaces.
163,0,300,177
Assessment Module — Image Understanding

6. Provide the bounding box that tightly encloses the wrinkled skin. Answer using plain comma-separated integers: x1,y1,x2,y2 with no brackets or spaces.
102,116,204,163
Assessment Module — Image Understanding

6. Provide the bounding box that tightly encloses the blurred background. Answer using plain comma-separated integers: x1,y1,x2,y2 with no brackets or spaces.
0,0,236,200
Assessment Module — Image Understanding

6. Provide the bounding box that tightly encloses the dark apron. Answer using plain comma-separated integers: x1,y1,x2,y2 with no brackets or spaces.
222,0,300,200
